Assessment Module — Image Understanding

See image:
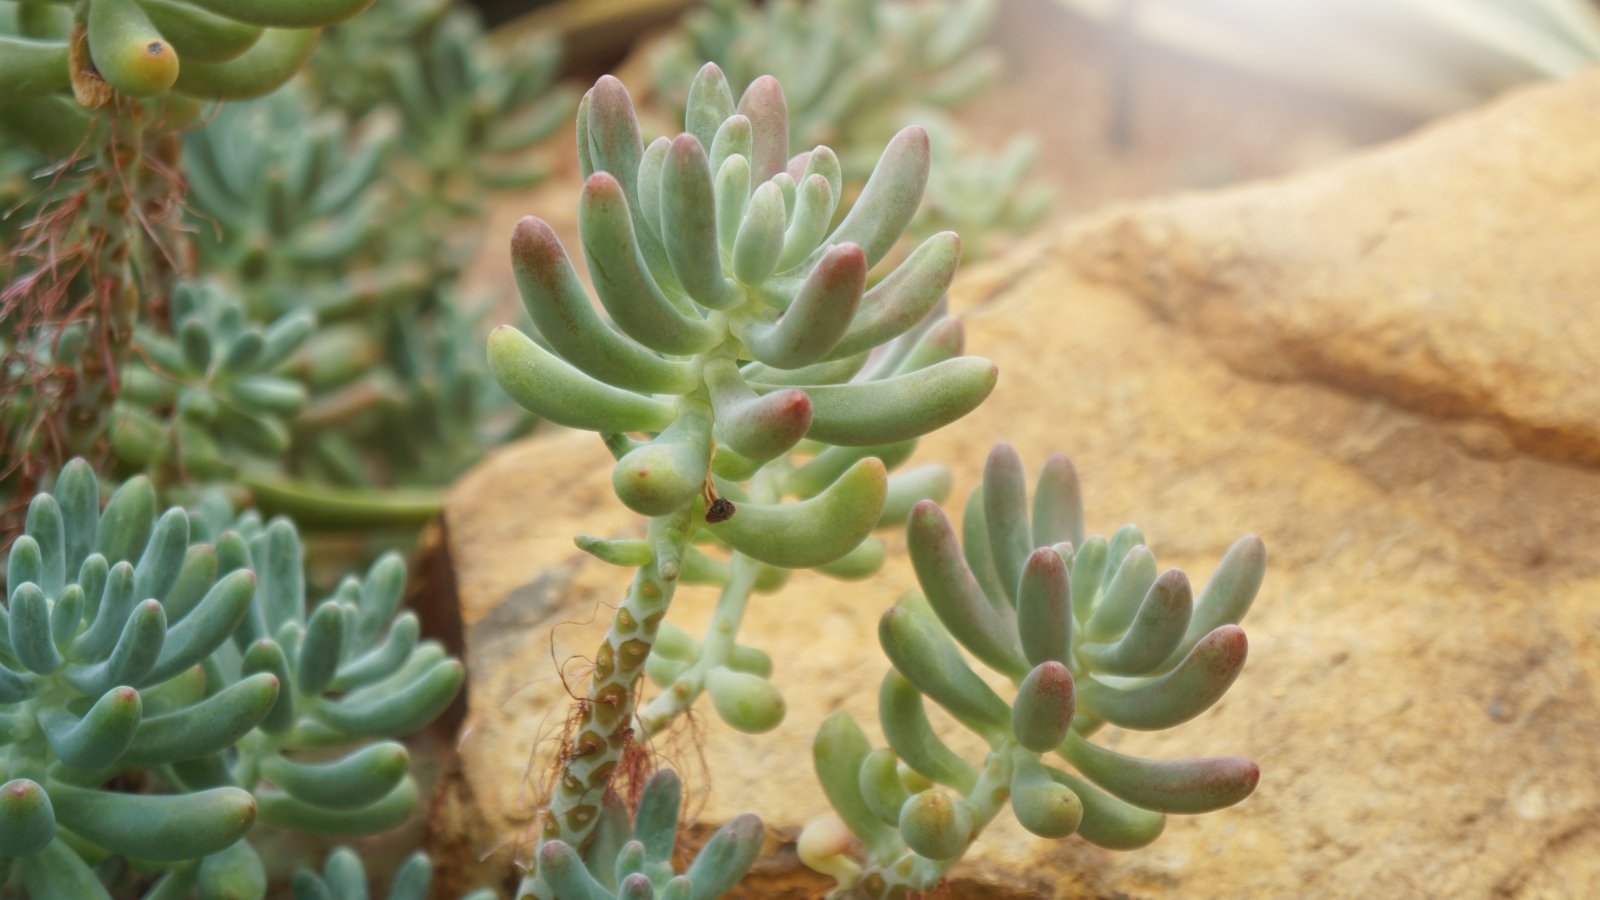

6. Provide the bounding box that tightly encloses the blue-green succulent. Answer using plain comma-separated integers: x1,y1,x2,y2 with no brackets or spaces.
180,88,453,486
489,63,995,897
649,0,1048,258
0,0,385,530
0,460,462,897
293,847,435,900
804,443,1264,896
108,280,314,485
184,89,414,322
292,844,497,900
172,4,570,513
0,0,370,120
536,769,763,900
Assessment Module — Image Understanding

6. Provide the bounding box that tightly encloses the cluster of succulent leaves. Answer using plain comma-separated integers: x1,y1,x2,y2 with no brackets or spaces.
0,0,369,123
3,8,555,889
649,0,1050,258
300,0,571,324
0,0,385,532
182,91,487,500
0,0,378,170
295,773,764,900
636,408,958,739
293,0,571,283
0,460,463,897
3,0,571,531
800,443,1264,896
311,0,572,205
105,281,313,490
293,844,500,900
487,63,998,897
536,769,764,900
169,0,569,507
182,89,412,323
293,847,438,900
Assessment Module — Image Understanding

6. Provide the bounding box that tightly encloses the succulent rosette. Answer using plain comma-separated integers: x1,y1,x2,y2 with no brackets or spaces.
0,461,461,896
803,443,1265,896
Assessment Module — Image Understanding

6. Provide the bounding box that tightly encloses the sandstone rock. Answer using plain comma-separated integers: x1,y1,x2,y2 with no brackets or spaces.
429,73,1600,897
1063,67,1600,470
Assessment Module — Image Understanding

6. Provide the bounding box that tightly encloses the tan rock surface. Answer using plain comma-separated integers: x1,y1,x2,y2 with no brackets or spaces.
1062,67,1600,469
429,74,1600,897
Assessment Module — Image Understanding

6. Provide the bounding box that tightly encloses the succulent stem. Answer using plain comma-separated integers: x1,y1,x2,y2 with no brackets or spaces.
637,549,761,737
68,114,146,457
2,98,194,532
523,501,698,899
866,748,1016,894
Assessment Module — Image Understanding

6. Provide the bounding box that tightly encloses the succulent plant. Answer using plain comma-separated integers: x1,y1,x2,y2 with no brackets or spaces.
537,769,764,900
0,0,376,536
913,120,1053,259
292,845,497,900
293,847,435,900
302,0,447,117
298,4,574,336
0,0,371,122
288,777,766,900
0,460,463,896
801,443,1264,896
182,88,488,508
379,9,570,196
164,3,568,518
652,0,999,166
488,64,996,896
305,0,571,226
183,88,418,322
635,413,957,738
648,0,1046,259
107,280,313,486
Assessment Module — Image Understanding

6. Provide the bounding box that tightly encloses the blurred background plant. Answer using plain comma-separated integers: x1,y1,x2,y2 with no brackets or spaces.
0,0,368,541
294,845,498,900
647,0,1054,261
1,0,574,551
177,0,574,532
